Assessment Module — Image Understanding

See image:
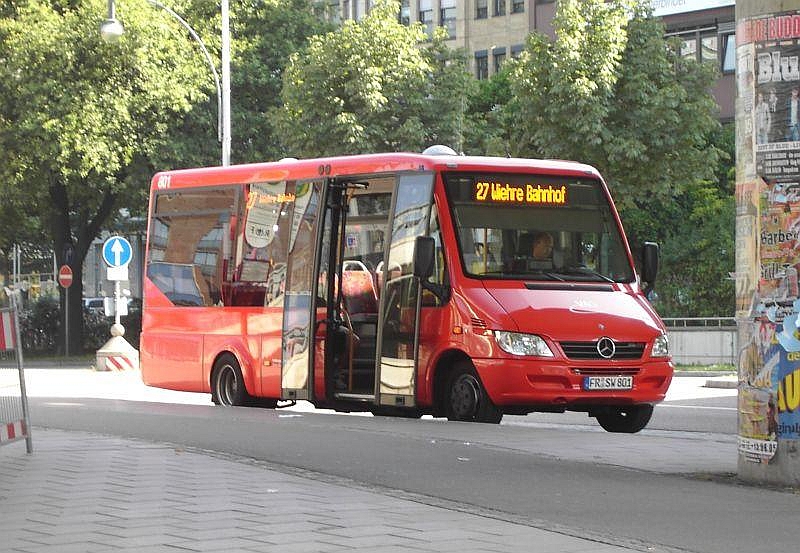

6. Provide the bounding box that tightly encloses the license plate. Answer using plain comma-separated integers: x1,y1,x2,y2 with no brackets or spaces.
582,375,633,391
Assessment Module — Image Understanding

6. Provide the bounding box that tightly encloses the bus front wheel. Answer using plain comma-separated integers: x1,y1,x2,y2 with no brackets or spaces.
212,354,249,407
594,404,653,433
445,363,502,424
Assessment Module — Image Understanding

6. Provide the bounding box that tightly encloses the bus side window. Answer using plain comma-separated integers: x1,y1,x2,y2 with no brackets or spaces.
422,206,446,307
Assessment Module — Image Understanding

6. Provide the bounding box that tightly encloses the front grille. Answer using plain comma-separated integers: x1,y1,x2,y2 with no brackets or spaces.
572,368,641,376
559,341,645,360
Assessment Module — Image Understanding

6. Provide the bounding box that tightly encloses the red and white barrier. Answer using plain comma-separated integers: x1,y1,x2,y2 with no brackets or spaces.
1,300,33,453
0,310,15,351
102,354,138,372
0,420,27,445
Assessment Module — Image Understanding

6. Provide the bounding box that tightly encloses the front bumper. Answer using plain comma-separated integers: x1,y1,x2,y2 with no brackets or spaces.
473,357,673,408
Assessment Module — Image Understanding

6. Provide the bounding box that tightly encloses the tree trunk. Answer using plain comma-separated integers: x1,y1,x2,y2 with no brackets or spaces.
49,177,117,355
58,264,84,355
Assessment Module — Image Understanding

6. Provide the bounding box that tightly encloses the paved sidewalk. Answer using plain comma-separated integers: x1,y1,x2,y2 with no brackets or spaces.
0,429,642,553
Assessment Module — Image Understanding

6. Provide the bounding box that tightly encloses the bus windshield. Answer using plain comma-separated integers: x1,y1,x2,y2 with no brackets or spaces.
444,172,634,283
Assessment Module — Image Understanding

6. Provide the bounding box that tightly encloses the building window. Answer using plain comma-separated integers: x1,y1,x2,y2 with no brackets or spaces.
419,0,434,37
328,0,340,23
668,25,730,72
476,0,487,19
493,47,506,74
721,33,735,74
678,34,696,60
494,0,505,16
342,0,350,19
700,33,717,64
400,0,410,25
441,0,456,38
475,51,489,80
511,44,524,58
511,0,523,14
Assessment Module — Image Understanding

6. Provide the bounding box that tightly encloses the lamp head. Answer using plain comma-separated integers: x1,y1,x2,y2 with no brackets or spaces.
100,18,124,41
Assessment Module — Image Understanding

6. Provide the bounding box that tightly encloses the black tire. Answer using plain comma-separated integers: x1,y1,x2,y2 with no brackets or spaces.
595,404,653,433
445,363,503,424
211,354,250,407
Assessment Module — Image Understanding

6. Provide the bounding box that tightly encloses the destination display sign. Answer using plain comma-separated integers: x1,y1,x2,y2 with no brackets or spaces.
474,181,568,206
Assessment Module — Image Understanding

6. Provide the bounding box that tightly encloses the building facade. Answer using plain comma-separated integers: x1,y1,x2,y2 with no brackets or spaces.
321,0,736,120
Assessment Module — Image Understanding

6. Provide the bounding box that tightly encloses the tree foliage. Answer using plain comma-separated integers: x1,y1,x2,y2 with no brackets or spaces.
274,0,472,157
231,0,333,162
655,124,735,317
0,0,211,351
504,0,721,215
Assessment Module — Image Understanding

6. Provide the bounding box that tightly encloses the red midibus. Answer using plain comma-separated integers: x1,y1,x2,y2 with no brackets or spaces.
141,148,673,432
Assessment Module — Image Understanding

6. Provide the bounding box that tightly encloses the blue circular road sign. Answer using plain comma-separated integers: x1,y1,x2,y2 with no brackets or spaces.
102,236,133,268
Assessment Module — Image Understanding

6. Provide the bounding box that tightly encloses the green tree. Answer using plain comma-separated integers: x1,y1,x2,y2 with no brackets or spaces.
500,0,726,315
274,0,472,157
0,0,212,352
655,124,735,317
463,68,513,156
231,0,333,162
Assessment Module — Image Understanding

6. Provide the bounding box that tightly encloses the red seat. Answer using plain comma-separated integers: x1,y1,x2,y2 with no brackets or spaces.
341,270,378,320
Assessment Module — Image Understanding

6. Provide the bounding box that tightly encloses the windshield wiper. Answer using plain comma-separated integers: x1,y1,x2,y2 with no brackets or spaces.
474,269,564,281
557,266,615,283
531,270,565,281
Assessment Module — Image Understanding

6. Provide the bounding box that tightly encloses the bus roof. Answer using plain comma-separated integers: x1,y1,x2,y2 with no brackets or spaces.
150,152,602,191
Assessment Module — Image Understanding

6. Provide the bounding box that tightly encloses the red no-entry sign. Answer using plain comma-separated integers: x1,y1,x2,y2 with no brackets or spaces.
58,265,73,289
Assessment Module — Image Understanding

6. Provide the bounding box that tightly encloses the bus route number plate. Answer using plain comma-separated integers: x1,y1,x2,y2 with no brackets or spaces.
582,376,633,391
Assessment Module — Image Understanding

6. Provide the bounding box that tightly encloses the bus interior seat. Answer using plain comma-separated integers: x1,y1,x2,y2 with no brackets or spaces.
341,269,378,322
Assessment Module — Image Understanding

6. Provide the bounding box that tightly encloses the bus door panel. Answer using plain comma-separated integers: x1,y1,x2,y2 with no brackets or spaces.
280,180,324,401
377,173,435,408
258,310,284,398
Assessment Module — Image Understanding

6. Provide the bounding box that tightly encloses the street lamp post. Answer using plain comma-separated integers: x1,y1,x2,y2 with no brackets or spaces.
100,0,231,166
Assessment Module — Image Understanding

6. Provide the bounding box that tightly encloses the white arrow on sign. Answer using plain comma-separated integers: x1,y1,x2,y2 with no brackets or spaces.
111,238,124,267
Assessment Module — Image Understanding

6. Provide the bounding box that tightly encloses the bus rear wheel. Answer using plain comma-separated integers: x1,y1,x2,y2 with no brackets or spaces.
445,363,502,424
212,354,249,407
594,404,653,433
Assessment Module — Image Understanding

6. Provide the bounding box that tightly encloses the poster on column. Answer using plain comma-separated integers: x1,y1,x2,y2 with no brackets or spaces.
738,11,800,181
736,10,800,462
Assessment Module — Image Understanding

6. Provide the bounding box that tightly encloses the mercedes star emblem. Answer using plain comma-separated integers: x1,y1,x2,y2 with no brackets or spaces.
596,337,616,359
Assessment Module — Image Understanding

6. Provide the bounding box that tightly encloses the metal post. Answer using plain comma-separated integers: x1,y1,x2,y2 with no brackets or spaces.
101,0,228,165
64,288,69,358
114,279,121,327
9,292,33,454
221,0,231,166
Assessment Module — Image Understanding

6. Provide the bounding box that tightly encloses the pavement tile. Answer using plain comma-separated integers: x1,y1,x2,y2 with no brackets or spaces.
166,537,271,552
0,428,645,553
242,542,349,553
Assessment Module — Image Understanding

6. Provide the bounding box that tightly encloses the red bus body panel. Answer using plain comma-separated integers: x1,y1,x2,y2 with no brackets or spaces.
141,153,672,413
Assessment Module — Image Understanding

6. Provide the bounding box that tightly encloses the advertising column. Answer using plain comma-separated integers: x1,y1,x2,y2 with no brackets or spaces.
736,2,800,485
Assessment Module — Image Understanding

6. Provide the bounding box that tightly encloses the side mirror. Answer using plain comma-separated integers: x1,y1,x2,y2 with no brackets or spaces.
641,242,659,295
413,236,435,279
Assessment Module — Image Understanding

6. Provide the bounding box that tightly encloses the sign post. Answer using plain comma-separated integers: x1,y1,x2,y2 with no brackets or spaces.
96,236,139,372
58,264,73,356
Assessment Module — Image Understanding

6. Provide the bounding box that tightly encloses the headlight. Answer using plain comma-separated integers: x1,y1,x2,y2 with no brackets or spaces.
494,331,554,357
652,334,670,358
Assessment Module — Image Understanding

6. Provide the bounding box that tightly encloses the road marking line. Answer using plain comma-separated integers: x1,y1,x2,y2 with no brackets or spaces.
660,404,737,411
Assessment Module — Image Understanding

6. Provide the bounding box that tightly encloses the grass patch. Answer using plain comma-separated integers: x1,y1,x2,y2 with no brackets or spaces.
675,363,735,373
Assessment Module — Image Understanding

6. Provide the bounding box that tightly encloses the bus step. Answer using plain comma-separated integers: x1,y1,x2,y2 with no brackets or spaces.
334,392,374,402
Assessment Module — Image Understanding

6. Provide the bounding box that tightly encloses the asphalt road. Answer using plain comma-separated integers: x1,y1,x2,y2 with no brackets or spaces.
21,373,798,553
